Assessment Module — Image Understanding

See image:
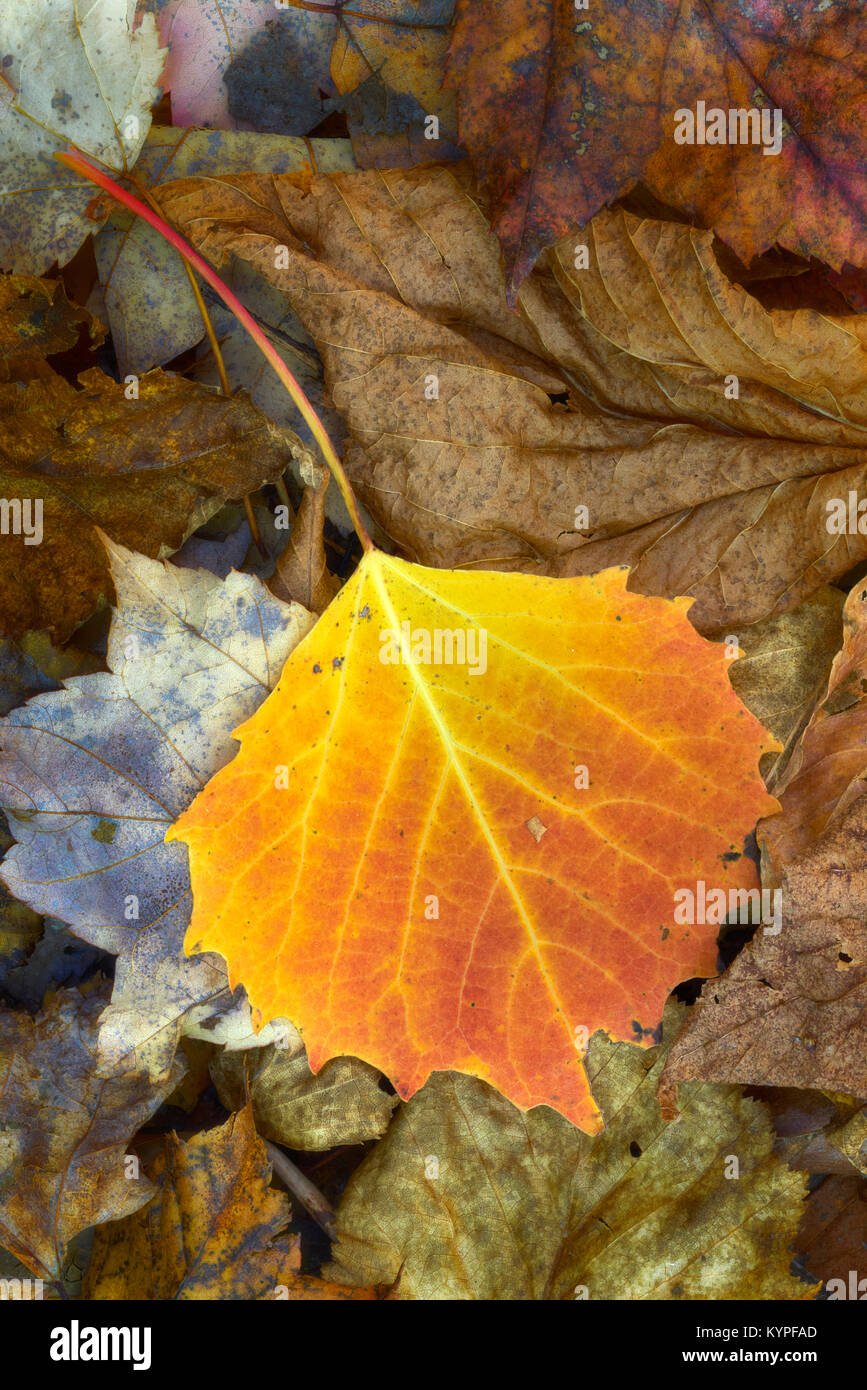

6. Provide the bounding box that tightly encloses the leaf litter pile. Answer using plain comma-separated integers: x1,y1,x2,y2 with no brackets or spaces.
0,0,865,1307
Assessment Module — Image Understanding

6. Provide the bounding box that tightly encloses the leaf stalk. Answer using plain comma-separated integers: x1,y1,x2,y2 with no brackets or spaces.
55,147,374,555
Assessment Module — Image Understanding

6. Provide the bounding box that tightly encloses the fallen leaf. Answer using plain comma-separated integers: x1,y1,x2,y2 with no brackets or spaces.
0,537,313,1076
659,797,867,1102
447,0,867,295
719,587,845,784
182,996,292,1054
660,567,867,1099
0,817,41,965
0,273,98,381
270,466,340,614
0,630,103,719
83,1103,379,1299
0,917,108,1011
156,165,867,633
0,0,165,273
0,274,304,638
785,1103,867,1176
328,1,462,167
163,1036,214,1114
326,1002,815,1299
0,982,182,1285
211,1041,398,1151
761,577,867,868
796,1176,867,1293
168,555,777,1131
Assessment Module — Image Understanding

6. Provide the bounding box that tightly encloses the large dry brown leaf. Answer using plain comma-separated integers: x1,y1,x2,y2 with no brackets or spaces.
0,982,183,1285
0,275,304,639
156,165,867,633
326,1003,814,1300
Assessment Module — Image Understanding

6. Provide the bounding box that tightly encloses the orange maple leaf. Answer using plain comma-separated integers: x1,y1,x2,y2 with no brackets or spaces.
168,556,778,1132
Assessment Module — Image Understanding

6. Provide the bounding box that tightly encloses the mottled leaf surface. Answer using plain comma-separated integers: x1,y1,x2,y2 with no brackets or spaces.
327,1004,815,1299
448,0,867,294
0,0,165,272
0,983,181,1284
84,1103,380,1299
0,538,312,1076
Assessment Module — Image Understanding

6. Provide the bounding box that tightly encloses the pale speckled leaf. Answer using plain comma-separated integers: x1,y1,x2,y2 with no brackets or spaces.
0,537,313,1077
0,0,165,272
326,1003,816,1300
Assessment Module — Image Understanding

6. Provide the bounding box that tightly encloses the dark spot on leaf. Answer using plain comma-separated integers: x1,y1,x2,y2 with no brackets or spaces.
92,818,117,845
225,17,335,135
741,829,760,869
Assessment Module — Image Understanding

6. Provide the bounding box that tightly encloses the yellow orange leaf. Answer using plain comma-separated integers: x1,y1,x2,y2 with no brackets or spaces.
168,555,778,1131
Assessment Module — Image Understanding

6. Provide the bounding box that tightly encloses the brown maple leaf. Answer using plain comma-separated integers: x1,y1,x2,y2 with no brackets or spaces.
156,163,867,633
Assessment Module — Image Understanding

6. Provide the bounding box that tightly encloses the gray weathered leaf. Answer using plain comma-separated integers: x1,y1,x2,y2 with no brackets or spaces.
0,981,182,1284
0,536,313,1077
0,0,165,272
